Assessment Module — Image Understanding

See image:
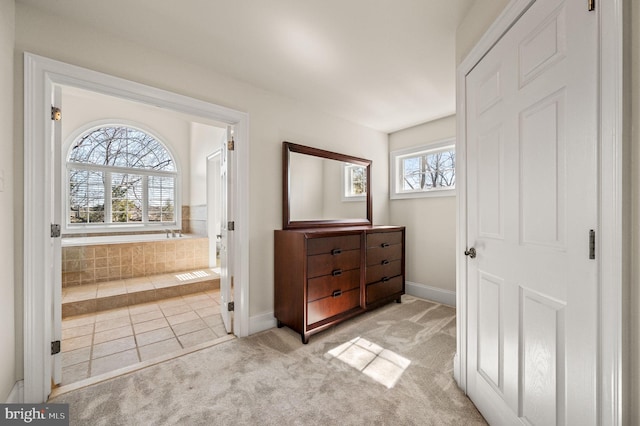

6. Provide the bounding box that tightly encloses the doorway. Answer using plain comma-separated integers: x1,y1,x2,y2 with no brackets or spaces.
23,53,250,402
56,86,232,386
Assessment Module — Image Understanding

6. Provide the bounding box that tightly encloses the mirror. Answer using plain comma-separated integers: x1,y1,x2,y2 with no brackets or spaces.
283,142,372,229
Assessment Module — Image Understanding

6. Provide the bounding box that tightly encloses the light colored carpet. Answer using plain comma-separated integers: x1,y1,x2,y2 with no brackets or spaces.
50,295,487,425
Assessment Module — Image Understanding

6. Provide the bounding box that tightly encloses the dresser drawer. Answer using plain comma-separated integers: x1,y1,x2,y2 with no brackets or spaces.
307,249,361,278
366,231,403,249
307,235,361,255
366,275,403,304
307,288,360,325
366,260,402,284
308,269,360,302
366,244,402,267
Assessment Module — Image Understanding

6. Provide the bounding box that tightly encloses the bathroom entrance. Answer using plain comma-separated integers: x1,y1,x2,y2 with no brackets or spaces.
23,53,250,402
56,85,233,387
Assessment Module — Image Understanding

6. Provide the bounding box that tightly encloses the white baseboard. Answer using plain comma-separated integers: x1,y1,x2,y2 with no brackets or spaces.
6,380,23,403
406,281,456,307
248,312,278,335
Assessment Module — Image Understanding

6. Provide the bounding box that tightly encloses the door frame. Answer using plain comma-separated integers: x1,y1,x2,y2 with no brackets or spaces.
23,53,251,402
455,0,625,424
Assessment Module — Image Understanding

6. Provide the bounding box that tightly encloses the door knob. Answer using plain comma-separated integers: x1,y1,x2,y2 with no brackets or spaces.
464,247,477,259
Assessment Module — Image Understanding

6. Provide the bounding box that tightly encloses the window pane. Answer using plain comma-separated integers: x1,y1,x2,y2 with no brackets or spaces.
69,126,175,171
111,173,143,223
344,164,366,197
148,176,175,222
398,148,455,193
350,167,366,195
69,169,105,223
401,157,422,191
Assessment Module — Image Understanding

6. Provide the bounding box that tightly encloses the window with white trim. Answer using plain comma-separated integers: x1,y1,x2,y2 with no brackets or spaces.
67,126,178,229
342,163,367,201
390,139,455,199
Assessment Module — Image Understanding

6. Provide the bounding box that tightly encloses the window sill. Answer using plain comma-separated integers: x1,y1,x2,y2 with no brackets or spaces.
390,189,456,200
63,223,179,235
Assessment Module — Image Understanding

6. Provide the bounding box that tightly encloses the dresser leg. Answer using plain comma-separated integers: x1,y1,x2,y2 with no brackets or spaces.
277,320,284,328
396,297,402,304
301,335,309,344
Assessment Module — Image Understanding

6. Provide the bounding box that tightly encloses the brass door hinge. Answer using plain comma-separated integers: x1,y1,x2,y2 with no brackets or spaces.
51,106,61,121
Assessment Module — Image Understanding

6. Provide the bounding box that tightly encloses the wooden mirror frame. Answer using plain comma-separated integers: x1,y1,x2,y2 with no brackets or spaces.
282,141,372,229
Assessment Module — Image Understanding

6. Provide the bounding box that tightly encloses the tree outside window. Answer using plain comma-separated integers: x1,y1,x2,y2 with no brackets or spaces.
401,148,455,191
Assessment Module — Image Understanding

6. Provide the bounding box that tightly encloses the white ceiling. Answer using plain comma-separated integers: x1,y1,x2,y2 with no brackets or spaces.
18,0,475,133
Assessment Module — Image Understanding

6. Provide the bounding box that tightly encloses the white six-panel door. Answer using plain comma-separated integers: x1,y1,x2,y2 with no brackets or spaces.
219,127,234,333
465,0,597,424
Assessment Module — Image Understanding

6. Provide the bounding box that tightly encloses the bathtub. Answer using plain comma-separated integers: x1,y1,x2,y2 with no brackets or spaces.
61,232,198,247
62,232,210,286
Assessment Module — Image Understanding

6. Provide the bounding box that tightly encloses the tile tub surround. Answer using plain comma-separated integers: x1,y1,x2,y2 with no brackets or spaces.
182,205,190,234
62,236,210,287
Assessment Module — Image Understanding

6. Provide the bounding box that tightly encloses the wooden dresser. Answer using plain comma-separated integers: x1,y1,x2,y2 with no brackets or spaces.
274,226,405,343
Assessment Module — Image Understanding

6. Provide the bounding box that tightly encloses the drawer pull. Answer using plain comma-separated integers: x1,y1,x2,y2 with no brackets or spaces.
331,248,342,255
381,277,390,282
381,243,390,248
332,289,343,298
332,269,343,276
381,259,390,265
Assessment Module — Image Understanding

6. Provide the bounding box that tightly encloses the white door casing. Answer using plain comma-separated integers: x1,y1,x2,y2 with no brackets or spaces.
466,0,597,423
23,53,250,402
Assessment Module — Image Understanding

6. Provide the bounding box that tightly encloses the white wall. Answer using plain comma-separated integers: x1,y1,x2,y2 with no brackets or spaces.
389,116,457,297
190,122,226,207
0,0,15,402
12,2,389,382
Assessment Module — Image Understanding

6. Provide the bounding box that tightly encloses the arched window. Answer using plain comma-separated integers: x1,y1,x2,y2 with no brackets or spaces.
66,126,178,228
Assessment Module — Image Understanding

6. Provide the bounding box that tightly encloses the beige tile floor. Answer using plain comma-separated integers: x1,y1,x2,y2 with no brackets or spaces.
60,289,227,385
